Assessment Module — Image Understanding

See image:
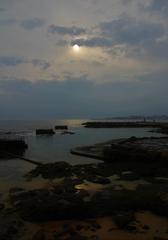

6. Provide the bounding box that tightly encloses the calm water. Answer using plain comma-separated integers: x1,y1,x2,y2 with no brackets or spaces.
0,119,165,189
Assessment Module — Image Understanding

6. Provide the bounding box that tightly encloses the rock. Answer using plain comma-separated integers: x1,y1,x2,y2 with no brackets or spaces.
61,131,75,135
0,204,4,211
55,125,68,130
76,224,84,231
91,176,110,185
0,214,23,240
113,211,136,230
32,230,45,240
9,188,25,194
143,225,150,230
36,129,55,135
27,161,72,179
0,139,28,159
154,236,168,240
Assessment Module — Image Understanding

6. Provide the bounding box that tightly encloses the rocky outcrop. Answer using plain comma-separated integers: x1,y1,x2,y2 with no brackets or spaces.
0,139,28,158
82,121,167,128
55,125,68,130
36,129,55,135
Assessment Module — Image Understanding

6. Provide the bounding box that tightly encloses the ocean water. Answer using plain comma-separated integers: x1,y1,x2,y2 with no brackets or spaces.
0,119,165,188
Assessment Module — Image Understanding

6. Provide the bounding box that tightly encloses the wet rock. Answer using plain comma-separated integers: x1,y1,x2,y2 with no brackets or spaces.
61,131,75,135
112,211,136,230
154,236,168,240
76,224,84,231
9,188,25,194
55,125,68,130
0,214,23,240
89,236,100,240
90,176,110,185
36,129,55,135
27,161,72,179
10,180,90,221
120,172,140,181
32,230,45,240
0,204,4,211
0,139,28,159
143,225,150,230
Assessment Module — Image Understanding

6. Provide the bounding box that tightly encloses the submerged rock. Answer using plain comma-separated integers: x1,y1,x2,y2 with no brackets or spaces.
55,125,68,130
36,129,55,135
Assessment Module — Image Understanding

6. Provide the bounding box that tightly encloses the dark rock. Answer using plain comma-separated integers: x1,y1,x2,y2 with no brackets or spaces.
32,230,45,240
61,131,75,135
112,211,136,230
0,139,28,159
0,204,4,211
27,161,72,179
9,188,25,194
76,224,84,231
0,214,23,240
36,129,55,135
90,176,110,185
55,125,68,130
143,225,150,230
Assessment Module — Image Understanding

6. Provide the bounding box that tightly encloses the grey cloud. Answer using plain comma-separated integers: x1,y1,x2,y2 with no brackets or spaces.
0,72,168,119
0,56,26,67
48,25,86,36
99,17,164,45
0,8,7,12
21,18,45,30
121,0,133,5
0,19,17,26
146,0,168,13
0,56,51,70
71,37,113,47
31,59,51,70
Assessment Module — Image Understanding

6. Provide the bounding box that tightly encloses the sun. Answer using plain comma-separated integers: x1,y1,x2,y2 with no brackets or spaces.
73,44,80,51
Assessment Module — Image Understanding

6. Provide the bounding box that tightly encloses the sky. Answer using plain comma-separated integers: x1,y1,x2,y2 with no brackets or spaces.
0,0,168,119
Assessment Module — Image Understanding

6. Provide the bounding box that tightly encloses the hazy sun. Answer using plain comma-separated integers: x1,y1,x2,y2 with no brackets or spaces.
73,44,80,51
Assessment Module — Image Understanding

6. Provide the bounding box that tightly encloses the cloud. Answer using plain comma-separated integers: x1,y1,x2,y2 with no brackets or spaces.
71,37,113,47
0,56,26,67
146,0,168,13
0,72,168,119
20,18,45,30
0,19,17,26
31,59,51,70
48,25,86,36
99,17,164,45
0,56,51,70
0,8,6,12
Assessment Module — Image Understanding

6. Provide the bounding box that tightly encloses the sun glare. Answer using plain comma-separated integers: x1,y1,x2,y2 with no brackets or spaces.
73,44,80,51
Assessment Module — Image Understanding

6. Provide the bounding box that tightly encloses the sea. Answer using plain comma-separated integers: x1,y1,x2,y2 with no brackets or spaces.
0,119,165,192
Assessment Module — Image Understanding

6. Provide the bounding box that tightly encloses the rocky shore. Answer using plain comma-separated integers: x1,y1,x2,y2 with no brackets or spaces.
0,136,168,239
82,121,168,129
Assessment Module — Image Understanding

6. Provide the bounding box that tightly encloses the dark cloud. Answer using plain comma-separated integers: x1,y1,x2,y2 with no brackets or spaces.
31,59,51,70
0,19,17,26
0,73,168,119
48,25,86,36
69,17,167,61
0,56,25,67
71,37,113,47
0,56,51,70
21,18,45,30
0,8,7,12
99,17,164,45
146,0,168,13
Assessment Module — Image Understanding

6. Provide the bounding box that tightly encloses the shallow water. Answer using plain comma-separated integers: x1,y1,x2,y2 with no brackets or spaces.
0,119,165,189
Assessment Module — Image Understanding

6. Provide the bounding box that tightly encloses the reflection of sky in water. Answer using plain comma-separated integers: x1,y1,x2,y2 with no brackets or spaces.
0,119,164,192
